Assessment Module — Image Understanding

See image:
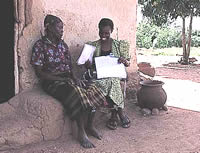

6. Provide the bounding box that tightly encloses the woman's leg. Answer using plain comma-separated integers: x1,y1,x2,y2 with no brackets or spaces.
76,112,95,148
117,107,131,128
86,107,102,140
106,97,119,130
42,80,103,148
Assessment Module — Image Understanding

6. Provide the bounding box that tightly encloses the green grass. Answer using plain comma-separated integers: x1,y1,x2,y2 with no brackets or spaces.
137,47,200,56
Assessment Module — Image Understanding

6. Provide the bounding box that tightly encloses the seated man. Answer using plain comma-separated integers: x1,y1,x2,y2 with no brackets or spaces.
30,14,106,148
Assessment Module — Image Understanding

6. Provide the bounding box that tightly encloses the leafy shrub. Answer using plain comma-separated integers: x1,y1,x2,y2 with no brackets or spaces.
155,27,182,48
137,21,200,48
190,30,200,47
191,35,200,47
136,21,159,49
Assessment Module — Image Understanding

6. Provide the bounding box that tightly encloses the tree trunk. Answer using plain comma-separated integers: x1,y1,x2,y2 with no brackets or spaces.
186,10,193,64
181,17,187,64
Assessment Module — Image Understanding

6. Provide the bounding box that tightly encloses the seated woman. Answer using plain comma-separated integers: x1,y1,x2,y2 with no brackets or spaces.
84,18,131,130
30,14,106,148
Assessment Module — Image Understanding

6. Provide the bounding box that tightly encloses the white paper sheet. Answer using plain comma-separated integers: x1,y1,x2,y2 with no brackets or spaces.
95,56,127,79
77,44,96,65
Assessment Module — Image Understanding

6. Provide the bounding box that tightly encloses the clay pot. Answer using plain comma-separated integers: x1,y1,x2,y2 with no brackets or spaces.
137,80,167,110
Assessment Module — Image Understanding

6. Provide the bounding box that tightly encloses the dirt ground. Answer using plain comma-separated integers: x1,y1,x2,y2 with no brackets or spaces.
137,55,200,83
156,63,200,83
2,55,200,153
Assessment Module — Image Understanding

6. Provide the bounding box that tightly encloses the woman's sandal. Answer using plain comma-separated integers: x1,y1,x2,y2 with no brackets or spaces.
120,114,131,128
106,118,118,130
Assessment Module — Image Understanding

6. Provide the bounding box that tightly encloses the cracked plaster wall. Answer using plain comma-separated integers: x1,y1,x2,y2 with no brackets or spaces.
15,0,138,92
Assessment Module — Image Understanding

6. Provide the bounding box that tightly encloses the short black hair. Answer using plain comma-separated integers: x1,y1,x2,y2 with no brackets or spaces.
98,18,114,32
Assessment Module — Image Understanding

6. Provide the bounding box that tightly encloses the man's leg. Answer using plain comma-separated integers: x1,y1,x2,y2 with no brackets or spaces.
76,112,95,148
87,107,102,140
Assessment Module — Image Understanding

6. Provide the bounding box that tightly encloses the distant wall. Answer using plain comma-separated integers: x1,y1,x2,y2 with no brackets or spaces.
15,0,138,92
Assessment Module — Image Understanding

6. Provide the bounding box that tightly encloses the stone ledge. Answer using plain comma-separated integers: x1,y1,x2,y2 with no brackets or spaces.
0,86,71,151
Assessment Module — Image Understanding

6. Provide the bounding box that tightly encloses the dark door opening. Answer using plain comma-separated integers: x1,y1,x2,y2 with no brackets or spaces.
0,1,15,103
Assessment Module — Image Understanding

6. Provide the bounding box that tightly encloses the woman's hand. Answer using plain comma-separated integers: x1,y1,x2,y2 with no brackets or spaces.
118,57,130,67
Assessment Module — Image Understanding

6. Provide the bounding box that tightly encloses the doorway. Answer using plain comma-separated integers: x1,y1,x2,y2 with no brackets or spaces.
0,1,15,103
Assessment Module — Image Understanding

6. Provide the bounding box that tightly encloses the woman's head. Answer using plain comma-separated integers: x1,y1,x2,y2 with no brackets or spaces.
98,18,114,41
44,14,64,39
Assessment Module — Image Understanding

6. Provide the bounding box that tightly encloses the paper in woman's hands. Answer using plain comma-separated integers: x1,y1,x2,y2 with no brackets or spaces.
77,44,96,65
95,56,127,79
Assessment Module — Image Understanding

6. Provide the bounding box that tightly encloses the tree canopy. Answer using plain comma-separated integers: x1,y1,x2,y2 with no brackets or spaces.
138,0,200,64
138,0,200,26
